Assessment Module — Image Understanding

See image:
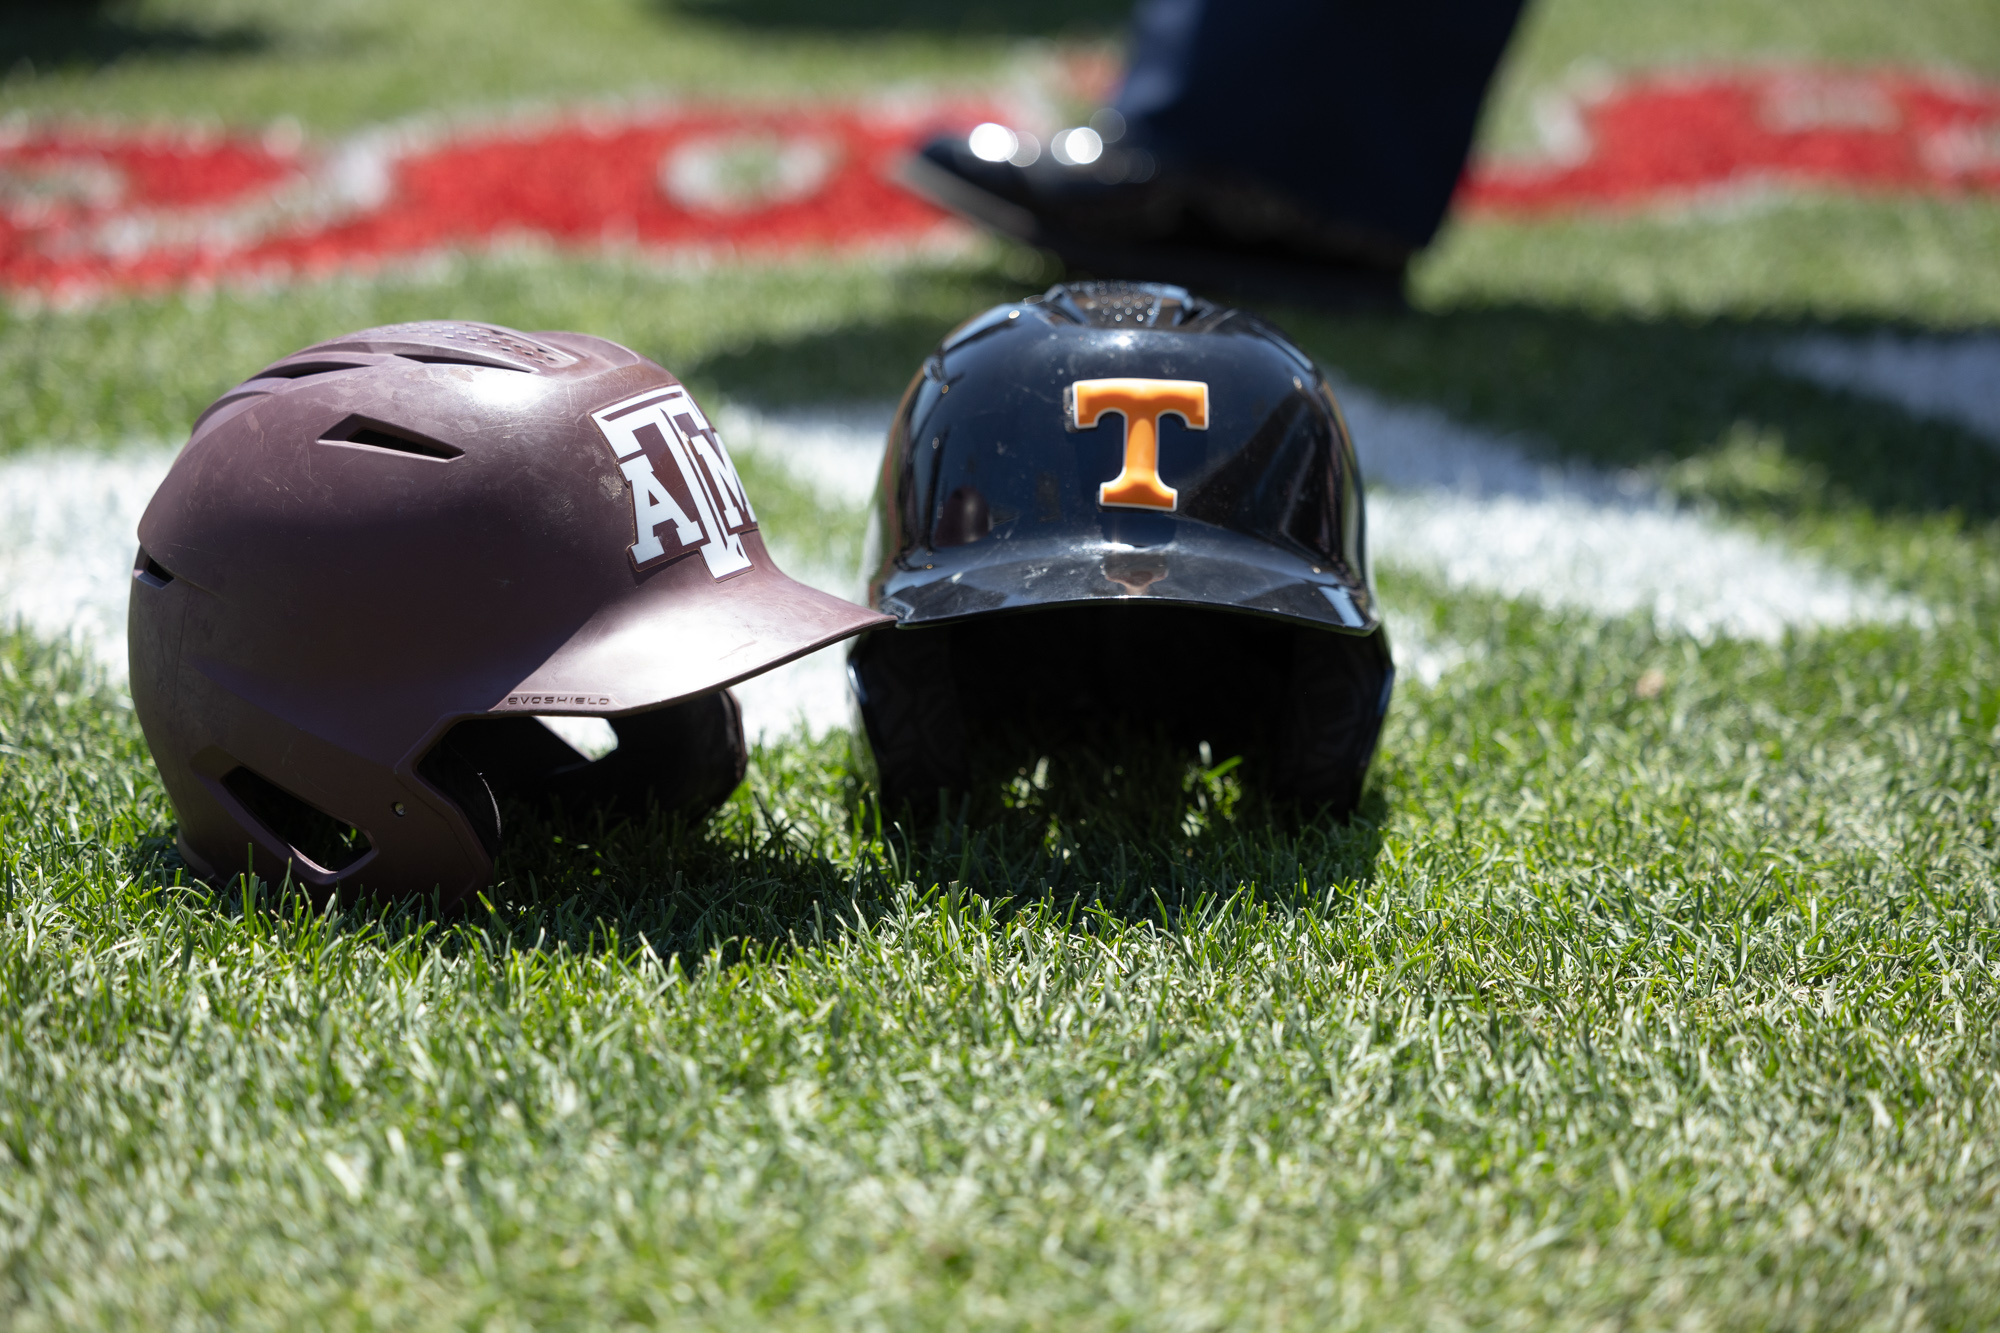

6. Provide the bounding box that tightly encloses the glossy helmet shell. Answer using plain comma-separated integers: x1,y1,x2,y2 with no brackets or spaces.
848,281,1392,814
131,320,889,903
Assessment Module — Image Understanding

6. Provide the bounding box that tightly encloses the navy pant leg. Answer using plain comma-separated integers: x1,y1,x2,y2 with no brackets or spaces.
1116,0,1528,250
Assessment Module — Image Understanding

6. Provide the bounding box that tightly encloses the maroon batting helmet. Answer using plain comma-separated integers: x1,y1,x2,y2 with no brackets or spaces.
130,320,888,904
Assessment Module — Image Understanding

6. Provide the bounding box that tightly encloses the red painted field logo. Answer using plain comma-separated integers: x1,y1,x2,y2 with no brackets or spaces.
0,104,988,298
1461,67,2000,214
1,68,1995,295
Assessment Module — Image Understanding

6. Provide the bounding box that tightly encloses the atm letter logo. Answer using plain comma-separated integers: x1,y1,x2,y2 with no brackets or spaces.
1067,378,1208,511
593,387,756,578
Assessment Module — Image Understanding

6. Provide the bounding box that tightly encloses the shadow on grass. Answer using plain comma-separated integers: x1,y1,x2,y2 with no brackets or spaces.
481,747,1388,956
1282,302,2000,522
860,715,1392,929
157,730,1389,964
685,276,2000,522
0,2,266,71
659,0,1129,38
880,786,1391,923
669,255,1059,407
682,310,982,407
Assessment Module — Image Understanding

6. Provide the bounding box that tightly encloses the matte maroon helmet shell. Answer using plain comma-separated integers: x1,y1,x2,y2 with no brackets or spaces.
130,320,888,903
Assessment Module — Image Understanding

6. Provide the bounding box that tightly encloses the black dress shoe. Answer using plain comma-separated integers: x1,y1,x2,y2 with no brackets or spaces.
900,128,1409,311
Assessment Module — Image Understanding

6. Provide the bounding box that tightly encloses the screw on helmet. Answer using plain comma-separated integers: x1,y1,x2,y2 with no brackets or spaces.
847,281,1393,816
132,320,889,904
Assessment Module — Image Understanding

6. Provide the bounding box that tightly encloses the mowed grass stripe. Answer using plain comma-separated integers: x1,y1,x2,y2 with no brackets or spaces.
5,549,1998,1324
3,221,1994,1333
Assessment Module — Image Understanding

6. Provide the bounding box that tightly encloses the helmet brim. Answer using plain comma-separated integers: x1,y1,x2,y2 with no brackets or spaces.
876,523,1379,634
498,536,890,716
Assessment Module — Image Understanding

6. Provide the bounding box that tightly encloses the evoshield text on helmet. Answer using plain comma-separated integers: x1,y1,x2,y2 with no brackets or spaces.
848,281,1392,815
131,320,890,904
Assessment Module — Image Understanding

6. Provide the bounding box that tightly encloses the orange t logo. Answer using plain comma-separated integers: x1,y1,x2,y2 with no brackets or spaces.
1068,378,1209,511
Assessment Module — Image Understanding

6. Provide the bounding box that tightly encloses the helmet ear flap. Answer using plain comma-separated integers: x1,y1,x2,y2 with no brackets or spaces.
415,744,502,858
849,629,968,818
1269,629,1393,816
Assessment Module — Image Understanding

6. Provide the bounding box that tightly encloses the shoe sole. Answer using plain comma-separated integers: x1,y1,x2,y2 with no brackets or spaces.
896,153,1406,313
1041,233,1408,314
896,154,1041,241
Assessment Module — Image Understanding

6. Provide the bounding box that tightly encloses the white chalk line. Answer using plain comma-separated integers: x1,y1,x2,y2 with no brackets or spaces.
1332,381,1930,645
0,382,1928,750
0,443,167,681
1371,490,1925,643
0,438,859,752
716,401,892,511
1773,333,2000,445
709,403,889,750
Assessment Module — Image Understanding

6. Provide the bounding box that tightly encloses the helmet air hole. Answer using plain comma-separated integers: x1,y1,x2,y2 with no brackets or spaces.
255,359,373,380
400,352,533,371
134,549,175,588
319,415,463,461
933,485,992,547
1052,280,1194,328
219,766,373,875
377,322,575,370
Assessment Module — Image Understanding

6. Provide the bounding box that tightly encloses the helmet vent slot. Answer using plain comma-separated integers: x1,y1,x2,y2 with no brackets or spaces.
320,415,463,461
257,359,372,380
400,352,532,371
1045,280,1199,328
361,321,577,371
220,766,373,876
270,322,576,374
134,549,175,588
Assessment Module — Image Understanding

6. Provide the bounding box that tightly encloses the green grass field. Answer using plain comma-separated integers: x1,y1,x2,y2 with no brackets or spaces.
7,0,2000,1326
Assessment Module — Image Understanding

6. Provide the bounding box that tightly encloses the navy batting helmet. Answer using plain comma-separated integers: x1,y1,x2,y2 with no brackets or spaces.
847,281,1392,816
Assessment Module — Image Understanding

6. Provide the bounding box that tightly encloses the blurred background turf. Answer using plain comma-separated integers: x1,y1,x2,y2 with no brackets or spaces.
0,0,1993,477
5,0,1998,127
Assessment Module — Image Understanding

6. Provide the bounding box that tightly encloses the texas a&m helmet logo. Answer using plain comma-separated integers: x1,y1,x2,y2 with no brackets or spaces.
593,386,756,578
1067,378,1209,512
